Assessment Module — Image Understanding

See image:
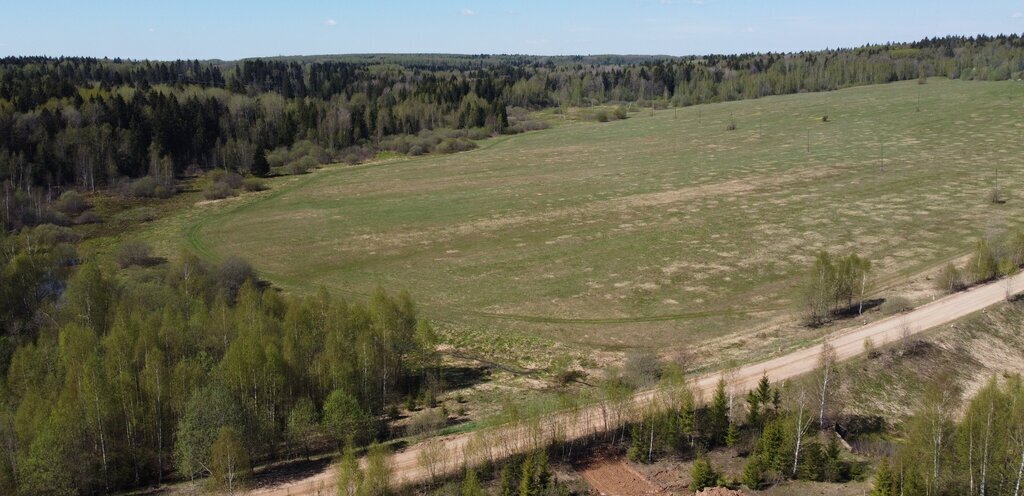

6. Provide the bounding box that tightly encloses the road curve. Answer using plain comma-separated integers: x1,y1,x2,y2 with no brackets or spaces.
251,271,1024,496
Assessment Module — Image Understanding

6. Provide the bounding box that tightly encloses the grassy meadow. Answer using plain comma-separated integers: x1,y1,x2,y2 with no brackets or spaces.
145,78,1024,354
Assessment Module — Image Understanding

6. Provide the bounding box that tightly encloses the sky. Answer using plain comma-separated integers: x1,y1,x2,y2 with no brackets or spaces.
2,0,1024,60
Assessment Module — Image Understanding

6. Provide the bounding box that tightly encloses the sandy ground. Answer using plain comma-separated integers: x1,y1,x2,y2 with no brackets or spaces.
576,458,668,496
249,271,1024,496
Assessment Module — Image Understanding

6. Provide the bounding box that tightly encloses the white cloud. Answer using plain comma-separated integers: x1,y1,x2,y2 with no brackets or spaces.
324,18,337,26
461,8,476,16
1013,11,1023,18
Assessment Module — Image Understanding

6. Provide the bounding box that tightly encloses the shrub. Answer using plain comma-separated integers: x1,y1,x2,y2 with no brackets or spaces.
989,187,1006,204
55,191,89,215
285,156,318,175
241,178,267,192
408,144,427,156
726,120,737,131
614,106,628,120
114,207,157,223
880,296,913,315
624,349,663,387
821,115,830,122
125,176,174,198
435,138,477,154
594,110,609,122
935,262,965,293
73,211,101,225
207,169,227,184
509,120,550,134
219,172,244,189
406,408,448,437
30,224,82,245
114,240,155,268
203,181,236,201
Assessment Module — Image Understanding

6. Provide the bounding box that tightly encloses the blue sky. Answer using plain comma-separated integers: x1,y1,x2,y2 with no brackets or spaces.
2,1,1024,60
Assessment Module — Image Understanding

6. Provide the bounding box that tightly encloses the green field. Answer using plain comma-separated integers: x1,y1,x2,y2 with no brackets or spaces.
148,79,1024,352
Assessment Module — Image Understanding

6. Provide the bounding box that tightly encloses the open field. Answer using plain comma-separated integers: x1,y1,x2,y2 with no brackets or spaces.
147,79,1024,351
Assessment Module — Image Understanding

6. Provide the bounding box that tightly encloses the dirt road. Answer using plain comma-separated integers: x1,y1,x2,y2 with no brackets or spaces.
252,271,1024,495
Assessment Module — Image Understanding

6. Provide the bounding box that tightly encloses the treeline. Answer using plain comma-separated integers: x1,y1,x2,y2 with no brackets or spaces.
0,227,439,494
4,33,1024,228
936,227,1024,294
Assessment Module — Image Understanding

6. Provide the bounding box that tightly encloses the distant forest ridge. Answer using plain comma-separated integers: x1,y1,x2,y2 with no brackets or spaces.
2,33,1024,227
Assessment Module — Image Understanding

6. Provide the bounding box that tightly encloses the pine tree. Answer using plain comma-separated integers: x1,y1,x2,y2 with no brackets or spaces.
725,421,740,448
251,149,270,177
871,458,897,496
690,455,720,492
462,469,484,496
709,378,729,446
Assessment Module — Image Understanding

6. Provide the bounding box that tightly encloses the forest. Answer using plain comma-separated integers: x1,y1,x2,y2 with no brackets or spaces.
3,33,1024,495
0,226,440,494
4,34,1024,229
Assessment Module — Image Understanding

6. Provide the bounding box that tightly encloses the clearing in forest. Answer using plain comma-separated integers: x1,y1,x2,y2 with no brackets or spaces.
153,79,1024,351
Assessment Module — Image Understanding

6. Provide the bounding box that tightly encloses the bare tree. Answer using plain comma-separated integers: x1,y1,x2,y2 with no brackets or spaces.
899,318,913,355
817,342,838,429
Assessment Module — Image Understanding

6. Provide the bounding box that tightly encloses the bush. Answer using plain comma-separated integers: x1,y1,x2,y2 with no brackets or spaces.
594,110,609,122
614,106,628,120
285,156,318,175
55,191,89,215
880,296,913,315
114,240,155,268
935,262,966,293
124,176,174,198
73,211,101,225
508,120,550,134
405,408,448,437
408,144,427,156
114,207,157,223
220,172,244,189
435,138,477,154
203,181,236,201
241,178,267,192
726,120,737,131
624,349,663,387
29,224,82,245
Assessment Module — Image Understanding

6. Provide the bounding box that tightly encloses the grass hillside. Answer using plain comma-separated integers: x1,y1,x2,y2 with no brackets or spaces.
147,79,1024,352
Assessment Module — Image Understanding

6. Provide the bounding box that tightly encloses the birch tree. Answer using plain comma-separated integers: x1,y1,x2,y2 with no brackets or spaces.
816,342,838,429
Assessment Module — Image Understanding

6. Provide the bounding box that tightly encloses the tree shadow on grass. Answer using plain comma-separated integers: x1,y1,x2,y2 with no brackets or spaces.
250,456,336,491
832,298,885,320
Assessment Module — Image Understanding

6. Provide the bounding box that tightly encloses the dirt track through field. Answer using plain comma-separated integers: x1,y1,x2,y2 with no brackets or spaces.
250,271,1024,496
